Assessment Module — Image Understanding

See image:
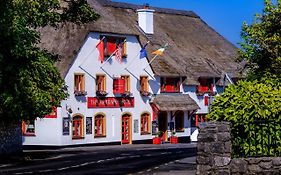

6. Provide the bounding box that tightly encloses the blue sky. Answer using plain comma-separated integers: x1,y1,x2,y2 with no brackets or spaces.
114,0,265,47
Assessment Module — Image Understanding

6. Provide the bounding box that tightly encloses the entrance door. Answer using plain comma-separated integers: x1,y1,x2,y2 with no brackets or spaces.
158,112,168,141
121,114,131,144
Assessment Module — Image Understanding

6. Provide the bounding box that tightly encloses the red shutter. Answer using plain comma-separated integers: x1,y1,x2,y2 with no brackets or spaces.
204,96,209,106
106,38,116,55
113,78,125,94
165,78,174,92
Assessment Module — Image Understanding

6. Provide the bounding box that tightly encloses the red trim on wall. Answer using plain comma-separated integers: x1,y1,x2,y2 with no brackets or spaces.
45,107,57,118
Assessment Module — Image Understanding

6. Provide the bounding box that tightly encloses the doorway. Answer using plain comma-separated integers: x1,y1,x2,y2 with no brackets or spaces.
121,113,131,144
158,111,168,141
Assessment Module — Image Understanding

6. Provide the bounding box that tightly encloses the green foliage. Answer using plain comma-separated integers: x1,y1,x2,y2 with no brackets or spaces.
0,0,98,120
239,0,281,81
209,80,281,157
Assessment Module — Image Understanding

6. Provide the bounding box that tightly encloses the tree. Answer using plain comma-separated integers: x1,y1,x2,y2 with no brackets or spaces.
239,0,281,81
0,0,99,121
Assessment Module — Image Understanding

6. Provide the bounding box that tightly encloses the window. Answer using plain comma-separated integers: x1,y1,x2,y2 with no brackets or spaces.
74,74,86,96
72,115,84,139
95,114,106,137
140,76,149,93
96,75,106,95
113,76,130,94
121,75,130,92
175,111,184,132
160,77,180,93
197,78,213,93
141,113,151,135
191,114,208,127
22,120,35,136
103,36,126,57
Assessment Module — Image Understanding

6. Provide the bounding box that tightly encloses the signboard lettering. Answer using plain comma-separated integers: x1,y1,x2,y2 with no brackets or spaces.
87,97,134,108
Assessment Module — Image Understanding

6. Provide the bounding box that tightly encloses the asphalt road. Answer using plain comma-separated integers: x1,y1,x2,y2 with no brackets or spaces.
0,143,197,175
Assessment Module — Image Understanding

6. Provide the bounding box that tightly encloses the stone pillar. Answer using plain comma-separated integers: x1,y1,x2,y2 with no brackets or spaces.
196,121,232,175
0,119,22,156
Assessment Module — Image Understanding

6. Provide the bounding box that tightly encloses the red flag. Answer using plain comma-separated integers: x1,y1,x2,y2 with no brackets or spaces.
115,44,122,64
96,39,104,63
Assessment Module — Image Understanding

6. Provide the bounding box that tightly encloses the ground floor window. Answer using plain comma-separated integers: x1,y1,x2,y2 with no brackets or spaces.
191,114,208,127
141,113,150,135
175,111,184,132
22,120,35,136
95,114,106,137
72,115,84,139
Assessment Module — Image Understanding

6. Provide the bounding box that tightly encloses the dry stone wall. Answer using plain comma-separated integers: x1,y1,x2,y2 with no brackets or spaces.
196,121,281,175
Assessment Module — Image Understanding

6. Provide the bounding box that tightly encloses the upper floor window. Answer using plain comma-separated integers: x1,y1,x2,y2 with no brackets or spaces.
140,76,149,91
74,74,87,96
161,77,180,93
113,75,131,95
22,120,35,136
197,78,213,94
103,36,126,57
121,75,130,92
96,74,107,96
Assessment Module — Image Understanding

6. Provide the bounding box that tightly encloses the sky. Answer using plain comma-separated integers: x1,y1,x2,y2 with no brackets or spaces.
113,0,265,47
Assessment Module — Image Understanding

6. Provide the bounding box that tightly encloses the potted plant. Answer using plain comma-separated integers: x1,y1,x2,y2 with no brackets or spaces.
96,90,108,97
152,131,163,144
169,131,178,144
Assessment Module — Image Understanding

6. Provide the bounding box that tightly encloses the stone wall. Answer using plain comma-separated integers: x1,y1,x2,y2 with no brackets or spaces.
0,119,22,155
196,121,281,175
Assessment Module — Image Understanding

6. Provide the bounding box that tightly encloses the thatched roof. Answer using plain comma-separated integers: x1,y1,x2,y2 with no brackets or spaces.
152,94,200,111
39,0,240,85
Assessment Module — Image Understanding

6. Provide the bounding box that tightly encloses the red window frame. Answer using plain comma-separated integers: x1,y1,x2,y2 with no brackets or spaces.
95,115,106,137
141,113,150,135
197,78,214,93
72,116,83,139
160,77,180,93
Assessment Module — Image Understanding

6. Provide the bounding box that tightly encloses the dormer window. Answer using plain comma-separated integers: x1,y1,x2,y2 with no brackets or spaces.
160,77,180,93
102,36,127,57
197,78,214,94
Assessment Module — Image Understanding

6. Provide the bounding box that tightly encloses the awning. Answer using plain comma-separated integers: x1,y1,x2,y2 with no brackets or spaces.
152,94,200,111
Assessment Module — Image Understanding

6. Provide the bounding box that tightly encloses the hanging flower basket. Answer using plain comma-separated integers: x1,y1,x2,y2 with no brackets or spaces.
96,90,108,97
74,90,87,96
122,91,132,97
140,90,152,97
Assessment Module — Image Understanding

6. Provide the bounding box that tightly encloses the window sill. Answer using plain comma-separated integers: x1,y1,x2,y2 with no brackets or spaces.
23,133,36,137
72,137,85,140
160,91,181,93
141,132,151,135
176,130,184,133
94,135,106,138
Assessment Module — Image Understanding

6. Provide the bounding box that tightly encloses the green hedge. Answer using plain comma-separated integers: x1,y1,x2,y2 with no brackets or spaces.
209,80,281,157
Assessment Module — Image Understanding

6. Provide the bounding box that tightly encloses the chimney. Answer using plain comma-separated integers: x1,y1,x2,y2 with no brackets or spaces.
137,4,155,34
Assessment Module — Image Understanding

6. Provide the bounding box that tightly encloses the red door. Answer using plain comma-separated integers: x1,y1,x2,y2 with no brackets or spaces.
122,114,131,144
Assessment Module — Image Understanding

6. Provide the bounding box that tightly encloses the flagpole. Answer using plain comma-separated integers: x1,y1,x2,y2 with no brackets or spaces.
143,54,159,70
80,36,105,67
143,43,168,70
125,41,150,70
